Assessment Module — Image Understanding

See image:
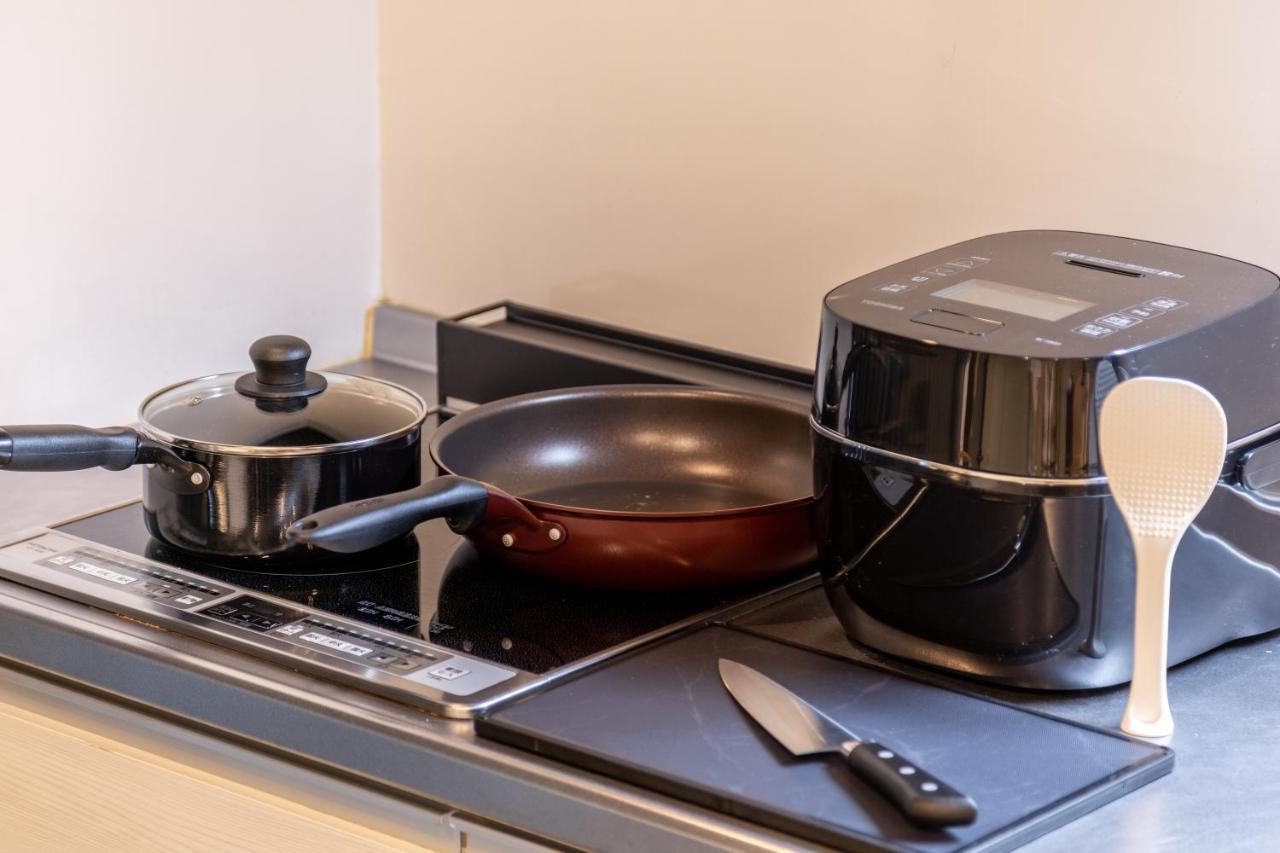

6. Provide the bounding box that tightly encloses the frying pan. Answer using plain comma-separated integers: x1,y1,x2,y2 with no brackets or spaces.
287,385,815,590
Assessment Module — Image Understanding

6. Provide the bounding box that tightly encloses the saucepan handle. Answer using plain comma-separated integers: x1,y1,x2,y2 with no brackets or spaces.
0,425,212,494
0,425,148,472
287,475,560,554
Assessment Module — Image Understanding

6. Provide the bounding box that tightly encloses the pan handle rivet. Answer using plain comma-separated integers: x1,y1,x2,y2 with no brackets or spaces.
190,472,204,486
501,533,514,548
548,528,562,542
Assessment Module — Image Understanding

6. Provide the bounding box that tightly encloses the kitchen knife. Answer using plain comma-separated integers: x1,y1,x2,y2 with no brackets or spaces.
718,658,977,829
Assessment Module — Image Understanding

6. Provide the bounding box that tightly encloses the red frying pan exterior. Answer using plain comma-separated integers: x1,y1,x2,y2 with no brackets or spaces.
462,487,815,590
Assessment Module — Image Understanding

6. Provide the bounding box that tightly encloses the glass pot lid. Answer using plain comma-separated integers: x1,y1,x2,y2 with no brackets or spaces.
138,336,427,454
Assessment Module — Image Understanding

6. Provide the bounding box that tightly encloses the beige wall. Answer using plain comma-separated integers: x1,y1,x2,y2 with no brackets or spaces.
1,1,379,424
381,1,1280,368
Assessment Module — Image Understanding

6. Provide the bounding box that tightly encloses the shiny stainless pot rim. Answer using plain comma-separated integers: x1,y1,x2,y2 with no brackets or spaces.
811,417,1112,498
137,372,429,457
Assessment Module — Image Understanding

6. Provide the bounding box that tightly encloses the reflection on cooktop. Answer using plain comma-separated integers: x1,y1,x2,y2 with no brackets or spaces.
55,502,785,674
430,542,738,672
143,537,424,635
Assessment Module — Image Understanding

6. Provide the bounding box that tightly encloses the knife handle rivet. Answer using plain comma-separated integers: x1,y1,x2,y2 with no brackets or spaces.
899,766,917,775
921,782,939,792
877,749,894,759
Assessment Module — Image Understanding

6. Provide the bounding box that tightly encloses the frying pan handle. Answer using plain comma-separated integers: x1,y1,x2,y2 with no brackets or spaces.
286,475,560,554
0,425,210,493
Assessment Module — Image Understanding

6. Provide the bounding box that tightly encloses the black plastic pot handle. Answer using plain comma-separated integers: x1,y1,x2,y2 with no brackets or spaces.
0,425,211,494
287,476,491,554
0,425,145,471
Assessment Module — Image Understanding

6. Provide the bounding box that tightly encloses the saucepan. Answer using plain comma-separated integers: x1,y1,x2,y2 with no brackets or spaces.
0,336,427,563
288,385,816,590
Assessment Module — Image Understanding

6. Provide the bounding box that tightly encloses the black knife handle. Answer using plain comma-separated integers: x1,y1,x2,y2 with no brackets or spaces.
846,741,977,828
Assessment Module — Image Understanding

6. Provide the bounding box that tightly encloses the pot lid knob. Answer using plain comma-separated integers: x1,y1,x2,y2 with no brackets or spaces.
235,335,328,402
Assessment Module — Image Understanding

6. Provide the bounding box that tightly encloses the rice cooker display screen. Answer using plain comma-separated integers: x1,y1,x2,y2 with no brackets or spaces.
933,278,1095,321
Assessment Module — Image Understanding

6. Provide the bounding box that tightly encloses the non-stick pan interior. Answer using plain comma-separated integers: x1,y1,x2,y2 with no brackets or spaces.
432,387,812,513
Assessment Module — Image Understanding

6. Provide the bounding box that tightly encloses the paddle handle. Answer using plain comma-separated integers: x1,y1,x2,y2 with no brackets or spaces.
1122,535,1178,739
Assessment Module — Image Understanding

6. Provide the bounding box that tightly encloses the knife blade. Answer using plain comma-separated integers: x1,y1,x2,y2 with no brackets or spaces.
718,659,977,829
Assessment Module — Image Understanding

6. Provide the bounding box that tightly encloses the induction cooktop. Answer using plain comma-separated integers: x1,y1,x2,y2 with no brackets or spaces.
0,305,818,717
0,481,811,717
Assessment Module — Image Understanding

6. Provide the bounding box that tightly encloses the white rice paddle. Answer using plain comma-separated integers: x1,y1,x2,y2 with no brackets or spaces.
1100,377,1226,739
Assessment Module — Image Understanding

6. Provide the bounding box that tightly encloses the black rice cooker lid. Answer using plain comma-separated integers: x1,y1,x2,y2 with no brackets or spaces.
139,336,426,454
822,230,1278,359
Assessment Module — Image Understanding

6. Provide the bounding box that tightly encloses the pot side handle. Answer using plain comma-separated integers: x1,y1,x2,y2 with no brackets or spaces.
287,475,496,554
0,425,211,494
0,425,148,471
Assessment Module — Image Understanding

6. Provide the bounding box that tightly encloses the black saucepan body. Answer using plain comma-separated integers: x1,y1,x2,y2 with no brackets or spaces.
0,336,427,565
140,432,422,562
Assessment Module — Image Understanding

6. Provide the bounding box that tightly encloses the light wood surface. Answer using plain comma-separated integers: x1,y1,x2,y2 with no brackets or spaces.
0,695,445,852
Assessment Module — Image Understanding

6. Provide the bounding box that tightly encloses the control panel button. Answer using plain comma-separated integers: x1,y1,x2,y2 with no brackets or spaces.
1073,323,1115,338
68,561,137,585
1097,313,1141,329
299,631,373,657
1123,304,1163,319
910,309,1002,336
389,658,424,672
876,282,915,294
1145,297,1186,311
425,664,470,681
202,595,309,633
909,274,930,283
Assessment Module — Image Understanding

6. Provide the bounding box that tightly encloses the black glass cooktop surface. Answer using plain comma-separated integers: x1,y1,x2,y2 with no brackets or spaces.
55,501,802,674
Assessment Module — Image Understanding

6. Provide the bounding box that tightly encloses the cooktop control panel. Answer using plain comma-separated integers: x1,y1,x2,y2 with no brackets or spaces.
200,594,457,682
36,546,228,607
0,531,520,715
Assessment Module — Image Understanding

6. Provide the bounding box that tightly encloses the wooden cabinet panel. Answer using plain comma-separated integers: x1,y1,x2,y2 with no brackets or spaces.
0,698,446,852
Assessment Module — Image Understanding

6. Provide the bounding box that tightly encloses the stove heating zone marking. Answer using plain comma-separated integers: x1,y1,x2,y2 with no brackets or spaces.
349,599,420,633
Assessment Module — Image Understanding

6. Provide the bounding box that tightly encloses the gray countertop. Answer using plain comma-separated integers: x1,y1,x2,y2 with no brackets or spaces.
1,356,1275,851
